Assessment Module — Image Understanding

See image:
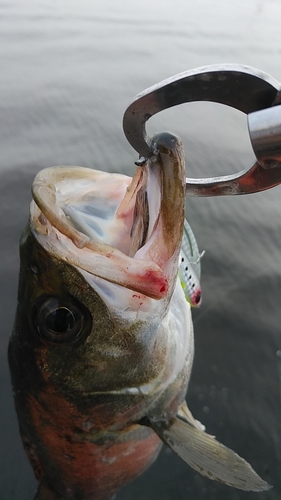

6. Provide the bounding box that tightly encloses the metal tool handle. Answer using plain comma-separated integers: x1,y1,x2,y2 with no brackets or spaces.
248,104,281,169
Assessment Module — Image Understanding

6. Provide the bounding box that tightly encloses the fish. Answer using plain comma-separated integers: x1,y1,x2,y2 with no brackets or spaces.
8,132,270,500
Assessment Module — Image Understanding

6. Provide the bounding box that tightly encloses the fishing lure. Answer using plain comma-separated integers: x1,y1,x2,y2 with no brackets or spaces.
179,219,204,307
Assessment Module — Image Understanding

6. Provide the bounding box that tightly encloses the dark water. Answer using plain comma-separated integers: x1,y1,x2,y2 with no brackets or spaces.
1,0,281,498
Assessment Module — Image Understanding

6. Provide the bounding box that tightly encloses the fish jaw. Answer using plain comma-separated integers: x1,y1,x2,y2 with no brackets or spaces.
30,166,168,301
31,132,186,305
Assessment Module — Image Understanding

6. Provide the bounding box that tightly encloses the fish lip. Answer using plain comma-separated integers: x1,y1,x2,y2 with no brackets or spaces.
31,137,185,300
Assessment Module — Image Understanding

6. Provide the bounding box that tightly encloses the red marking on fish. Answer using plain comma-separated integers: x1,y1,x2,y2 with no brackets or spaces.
135,271,168,298
27,388,161,500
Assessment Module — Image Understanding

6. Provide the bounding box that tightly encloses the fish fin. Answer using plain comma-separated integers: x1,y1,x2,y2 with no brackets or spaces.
177,401,206,432
150,406,271,492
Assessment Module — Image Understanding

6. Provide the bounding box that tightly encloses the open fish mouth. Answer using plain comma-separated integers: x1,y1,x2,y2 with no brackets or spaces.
30,133,186,306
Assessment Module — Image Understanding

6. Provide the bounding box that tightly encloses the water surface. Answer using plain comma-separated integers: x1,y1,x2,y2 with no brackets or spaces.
1,1,281,498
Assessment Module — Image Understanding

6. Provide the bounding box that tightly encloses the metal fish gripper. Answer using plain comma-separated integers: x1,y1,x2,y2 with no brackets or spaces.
123,64,281,197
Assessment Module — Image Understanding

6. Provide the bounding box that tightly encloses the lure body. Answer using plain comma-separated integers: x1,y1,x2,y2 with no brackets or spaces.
179,219,203,307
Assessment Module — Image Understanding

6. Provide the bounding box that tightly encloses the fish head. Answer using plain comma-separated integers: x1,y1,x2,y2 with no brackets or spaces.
12,132,192,398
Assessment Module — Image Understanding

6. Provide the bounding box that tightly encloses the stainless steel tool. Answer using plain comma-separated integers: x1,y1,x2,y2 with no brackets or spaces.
123,64,281,196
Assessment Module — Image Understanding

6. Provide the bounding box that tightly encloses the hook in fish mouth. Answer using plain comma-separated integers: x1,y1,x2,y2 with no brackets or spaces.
30,133,186,303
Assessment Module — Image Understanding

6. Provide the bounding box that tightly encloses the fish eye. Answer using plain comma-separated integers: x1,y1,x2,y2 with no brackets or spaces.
33,297,90,344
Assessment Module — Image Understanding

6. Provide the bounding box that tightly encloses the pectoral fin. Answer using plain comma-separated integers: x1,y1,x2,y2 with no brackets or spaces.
150,403,271,491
